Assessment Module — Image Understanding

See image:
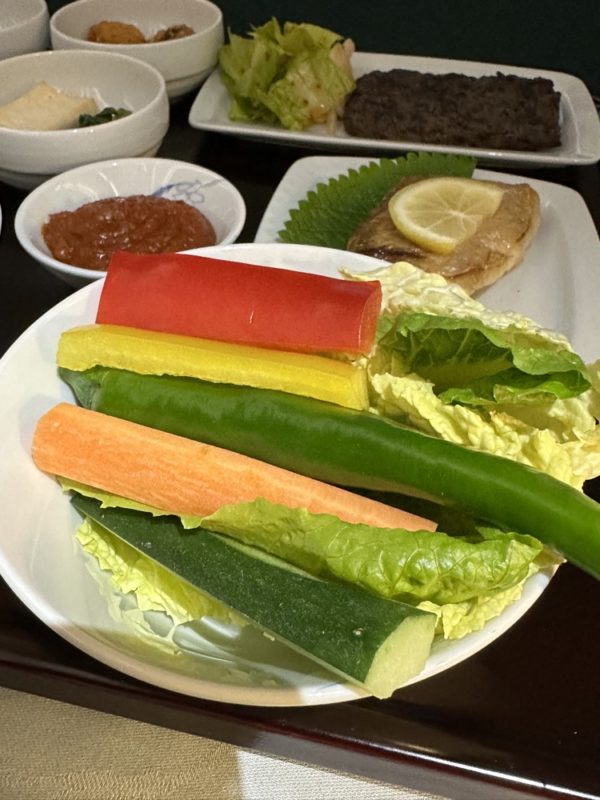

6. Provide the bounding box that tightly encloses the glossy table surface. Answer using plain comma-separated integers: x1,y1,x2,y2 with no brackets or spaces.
1,96,599,800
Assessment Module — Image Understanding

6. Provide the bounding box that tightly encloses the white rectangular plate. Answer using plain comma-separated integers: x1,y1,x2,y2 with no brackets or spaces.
255,156,600,363
188,53,600,168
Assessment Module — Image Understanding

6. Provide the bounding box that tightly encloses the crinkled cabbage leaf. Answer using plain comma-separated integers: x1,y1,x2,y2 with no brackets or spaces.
377,311,590,406
218,18,354,131
76,518,236,625
344,262,600,488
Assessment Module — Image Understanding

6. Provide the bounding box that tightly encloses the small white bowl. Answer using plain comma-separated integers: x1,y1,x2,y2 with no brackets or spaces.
0,0,49,61
0,50,169,190
15,157,247,286
51,0,223,101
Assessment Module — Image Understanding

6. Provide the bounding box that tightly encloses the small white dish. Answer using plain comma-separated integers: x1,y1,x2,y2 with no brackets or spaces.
189,52,600,168
255,157,600,364
0,0,49,61
15,157,247,286
0,242,555,707
0,50,169,190
51,0,223,101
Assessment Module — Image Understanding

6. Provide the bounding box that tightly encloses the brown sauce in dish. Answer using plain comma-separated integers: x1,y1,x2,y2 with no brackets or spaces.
42,195,217,271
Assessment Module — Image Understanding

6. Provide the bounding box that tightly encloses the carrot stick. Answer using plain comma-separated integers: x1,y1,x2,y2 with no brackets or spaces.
32,403,436,532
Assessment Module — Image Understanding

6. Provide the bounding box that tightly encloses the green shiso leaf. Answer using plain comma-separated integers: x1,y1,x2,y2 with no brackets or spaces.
278,152,476,249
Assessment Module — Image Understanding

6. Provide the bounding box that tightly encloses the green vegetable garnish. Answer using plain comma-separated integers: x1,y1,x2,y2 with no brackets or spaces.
78,107,131,127
278,152,476,249
218,18,355,132
73,486,554,643
202,499,547,606
377,311,591,406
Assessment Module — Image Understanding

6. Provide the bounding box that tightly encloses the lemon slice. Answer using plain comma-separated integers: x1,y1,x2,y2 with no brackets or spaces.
388,177,505,254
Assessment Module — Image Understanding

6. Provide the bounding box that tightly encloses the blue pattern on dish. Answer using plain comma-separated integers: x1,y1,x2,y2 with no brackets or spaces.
154,180,220,211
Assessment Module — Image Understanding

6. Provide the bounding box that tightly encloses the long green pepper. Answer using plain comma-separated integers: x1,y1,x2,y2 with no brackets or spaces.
61,367,600,581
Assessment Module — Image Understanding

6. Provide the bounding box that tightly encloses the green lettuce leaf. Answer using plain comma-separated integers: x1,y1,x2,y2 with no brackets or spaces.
218,31,281,124
218,18,353,130
201,498,546,606
279,153,476,249
69,480,555,641
261,49,354,130
378,311,590,406
263,19,343,52
370,370,600,488
59,477,203,529
344,262,600,488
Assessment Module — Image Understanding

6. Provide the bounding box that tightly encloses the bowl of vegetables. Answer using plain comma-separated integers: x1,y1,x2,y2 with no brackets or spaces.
0,49,169,189
50,0,223,100
8,241,597,707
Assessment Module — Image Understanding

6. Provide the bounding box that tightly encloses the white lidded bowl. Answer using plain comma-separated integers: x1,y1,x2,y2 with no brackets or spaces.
51,0,223,100
0,0,49,61
0,50,169,190
14,157,247,286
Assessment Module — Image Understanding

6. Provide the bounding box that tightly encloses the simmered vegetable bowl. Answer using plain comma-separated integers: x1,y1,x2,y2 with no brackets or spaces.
27,244,600,702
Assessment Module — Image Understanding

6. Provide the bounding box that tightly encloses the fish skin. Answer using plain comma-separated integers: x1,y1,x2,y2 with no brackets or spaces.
347,177,540,295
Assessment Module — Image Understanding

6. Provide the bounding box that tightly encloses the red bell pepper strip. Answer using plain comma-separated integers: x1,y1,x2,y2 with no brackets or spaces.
96,251,382,356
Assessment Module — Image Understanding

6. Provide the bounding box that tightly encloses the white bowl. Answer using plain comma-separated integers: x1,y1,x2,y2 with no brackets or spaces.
14,157,247,286
0,0,49,60
50,0,223,100
0,50,169,190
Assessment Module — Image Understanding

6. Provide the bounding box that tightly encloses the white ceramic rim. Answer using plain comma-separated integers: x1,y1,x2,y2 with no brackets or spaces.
1,0,48,31
50,0,223,54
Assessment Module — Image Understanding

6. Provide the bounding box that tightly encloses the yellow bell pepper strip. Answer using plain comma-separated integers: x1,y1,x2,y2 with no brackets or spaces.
61,367,600,581
56,324,369,411
96,251,382,356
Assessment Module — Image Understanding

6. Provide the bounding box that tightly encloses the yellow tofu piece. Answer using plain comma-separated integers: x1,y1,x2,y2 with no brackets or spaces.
0,82,98,130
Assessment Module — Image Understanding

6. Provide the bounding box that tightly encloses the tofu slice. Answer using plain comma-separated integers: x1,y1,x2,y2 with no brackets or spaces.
0,82,98,131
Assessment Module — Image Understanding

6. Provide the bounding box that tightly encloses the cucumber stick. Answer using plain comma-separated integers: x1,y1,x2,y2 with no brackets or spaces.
72,495,436,699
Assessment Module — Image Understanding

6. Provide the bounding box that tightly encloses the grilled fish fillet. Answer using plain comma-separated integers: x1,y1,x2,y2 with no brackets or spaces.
346,177,540,295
